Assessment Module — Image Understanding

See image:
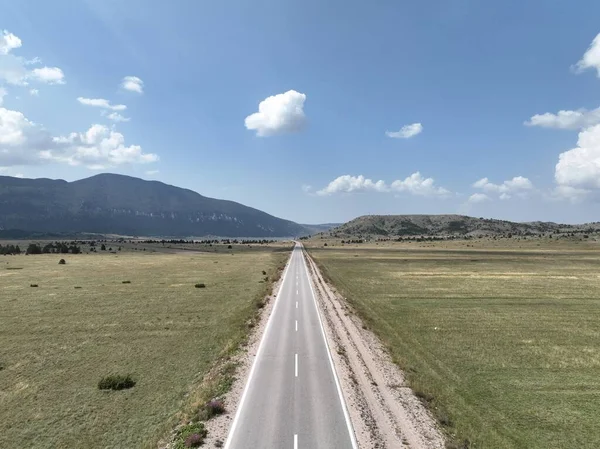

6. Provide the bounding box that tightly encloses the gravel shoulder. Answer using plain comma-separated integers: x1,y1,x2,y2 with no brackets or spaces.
303,250,445,449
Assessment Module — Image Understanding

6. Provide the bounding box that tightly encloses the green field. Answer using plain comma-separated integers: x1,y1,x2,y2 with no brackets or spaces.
0,244,290,448
307,241,600,448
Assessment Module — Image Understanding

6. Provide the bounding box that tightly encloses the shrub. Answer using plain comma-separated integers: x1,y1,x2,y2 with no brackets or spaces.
262,270,267,275
184,434,203,448
58,259,66,265
227,245,232,249
98,374,136,390
195,283,206,288
122,280,131,284
174,423,207,449
197,399,225,421
30,284,38,287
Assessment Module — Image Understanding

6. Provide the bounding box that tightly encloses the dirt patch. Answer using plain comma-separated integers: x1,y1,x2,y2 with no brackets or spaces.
303,251,445,449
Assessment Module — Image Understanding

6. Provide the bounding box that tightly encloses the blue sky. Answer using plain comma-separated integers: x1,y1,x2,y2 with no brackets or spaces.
2,0,600,224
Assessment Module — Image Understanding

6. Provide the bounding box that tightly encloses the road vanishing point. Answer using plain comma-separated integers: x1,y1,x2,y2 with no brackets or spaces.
224,244,358,449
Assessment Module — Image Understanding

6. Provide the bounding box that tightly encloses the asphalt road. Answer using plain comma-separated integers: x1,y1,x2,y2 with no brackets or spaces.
224,244,357,449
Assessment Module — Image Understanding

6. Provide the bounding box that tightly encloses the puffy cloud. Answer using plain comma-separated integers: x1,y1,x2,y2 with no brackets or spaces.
316,172,449,197
43,124,158,169
30,67,65,84
105,112,130,122
385,123,423,139
472,176,533,194
574,33,600,77
390,172,449,196
301,184,312,193
29,88,38,96
121,76,143,93
524,108,600,130
0,30,21,55
77,97,126,111
468,193,490,203
0,105,156,169
555,124,600,190
0,31,65,86
0,87,6,105
550,185,590,203
317,175,386,196
245,90,306,137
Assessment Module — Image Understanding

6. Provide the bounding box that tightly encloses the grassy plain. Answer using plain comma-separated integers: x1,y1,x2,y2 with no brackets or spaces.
307,238,600,448
0,243,290,449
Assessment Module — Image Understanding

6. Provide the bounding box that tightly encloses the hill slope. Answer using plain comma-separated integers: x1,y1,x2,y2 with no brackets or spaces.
0,174,306,237
331,214,599,237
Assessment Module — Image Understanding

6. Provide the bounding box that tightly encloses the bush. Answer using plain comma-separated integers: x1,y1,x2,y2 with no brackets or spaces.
227,245,232,249
58,259,66,265
184,433,203,448
174,423,207,449
122,280,131,284
98,374,136,390
195,283,206,288
30,284,38,287
262,270,267,275
197,399,225,421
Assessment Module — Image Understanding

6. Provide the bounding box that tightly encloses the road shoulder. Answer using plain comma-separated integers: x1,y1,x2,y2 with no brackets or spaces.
303,250,445,449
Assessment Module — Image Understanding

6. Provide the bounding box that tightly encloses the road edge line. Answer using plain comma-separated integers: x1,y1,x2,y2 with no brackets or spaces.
301,246,359,449
223,246,294,449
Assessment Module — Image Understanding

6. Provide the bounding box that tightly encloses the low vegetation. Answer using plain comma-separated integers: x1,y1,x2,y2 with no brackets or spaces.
307,239,600,448
0,242,291,448
98,374,136,391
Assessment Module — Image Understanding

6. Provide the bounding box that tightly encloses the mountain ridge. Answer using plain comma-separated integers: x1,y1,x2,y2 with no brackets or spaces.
328,214,600,237
0,173,307,237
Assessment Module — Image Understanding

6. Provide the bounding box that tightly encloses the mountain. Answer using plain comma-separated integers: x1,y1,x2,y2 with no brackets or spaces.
0,174,307,238
300,223,343,234
329,215,600,237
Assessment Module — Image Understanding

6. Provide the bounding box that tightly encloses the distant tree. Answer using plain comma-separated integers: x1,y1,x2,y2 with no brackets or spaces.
101,244,106,251
26,243,42,255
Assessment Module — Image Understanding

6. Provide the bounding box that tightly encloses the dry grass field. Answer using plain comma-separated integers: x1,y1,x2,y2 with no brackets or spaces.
0,243,290,448
307,238,600,448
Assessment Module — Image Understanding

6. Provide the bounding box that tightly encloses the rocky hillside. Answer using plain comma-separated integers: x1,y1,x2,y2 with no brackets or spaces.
0,174,307,238
330,215,600,237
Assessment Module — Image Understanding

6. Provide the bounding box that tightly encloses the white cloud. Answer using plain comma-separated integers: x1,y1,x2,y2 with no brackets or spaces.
472,176,533,194
550,185,590,203
385,123,423,139
145,169,159,175
43,124,158,169
105,112,130,122
0,30,64,86
499,193,511,200
245,90,306,137
468,193,490,203
316,172,449,197
0,87,6,105
14,172,24,178
524,108,600,130
121,76,143,93
301,184,312,193
574,33,600,77
555,124,600,190
0,105,157,169
29,89,38,96
30,67,65,85
77,97,127,111
390,172,449,196
0,30,21,55
0,106,38,146
317,175,386,195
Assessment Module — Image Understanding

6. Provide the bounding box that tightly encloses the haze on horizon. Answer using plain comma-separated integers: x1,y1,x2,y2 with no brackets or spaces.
1,0,600,225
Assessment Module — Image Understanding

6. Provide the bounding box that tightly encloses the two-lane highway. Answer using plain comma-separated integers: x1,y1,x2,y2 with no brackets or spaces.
225,244,357,449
